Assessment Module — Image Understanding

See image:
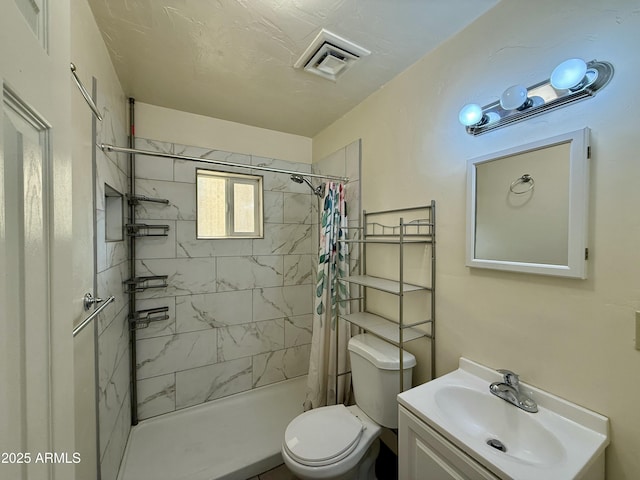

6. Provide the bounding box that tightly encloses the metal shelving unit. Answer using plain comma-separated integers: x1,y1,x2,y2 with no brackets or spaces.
338,203,436,391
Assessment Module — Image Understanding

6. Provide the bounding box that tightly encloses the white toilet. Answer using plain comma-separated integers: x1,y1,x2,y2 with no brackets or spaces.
282,334,416,479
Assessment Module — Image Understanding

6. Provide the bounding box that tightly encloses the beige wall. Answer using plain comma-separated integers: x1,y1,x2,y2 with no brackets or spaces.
313,0,640,478
135,103,312,164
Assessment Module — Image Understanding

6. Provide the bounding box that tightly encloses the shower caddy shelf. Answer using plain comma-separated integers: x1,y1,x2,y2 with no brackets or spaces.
123,192,172,334
129,306,171,329
124,275,170,293
126,223,171,237
337,203,436,391
127,193,171,205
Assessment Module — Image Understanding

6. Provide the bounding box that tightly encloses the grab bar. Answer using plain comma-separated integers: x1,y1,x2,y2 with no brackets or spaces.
73,295,115,337
70,63,103,121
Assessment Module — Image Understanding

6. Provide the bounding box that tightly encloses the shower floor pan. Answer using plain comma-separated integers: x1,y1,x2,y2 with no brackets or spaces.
117,376,306,480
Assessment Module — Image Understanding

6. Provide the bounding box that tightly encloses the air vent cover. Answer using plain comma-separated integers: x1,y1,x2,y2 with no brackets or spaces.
294,29,371,81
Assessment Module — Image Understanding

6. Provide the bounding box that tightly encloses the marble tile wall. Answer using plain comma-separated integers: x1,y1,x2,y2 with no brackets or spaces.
312,140,363,309
133,138,316,420
95,95,131,480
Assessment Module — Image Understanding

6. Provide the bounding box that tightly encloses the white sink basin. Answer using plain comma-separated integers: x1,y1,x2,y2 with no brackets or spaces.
434,385,565,466
398,358,609,480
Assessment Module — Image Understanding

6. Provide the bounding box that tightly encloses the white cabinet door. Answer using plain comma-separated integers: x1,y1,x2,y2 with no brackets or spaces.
399,406,499,480
410,435,468,480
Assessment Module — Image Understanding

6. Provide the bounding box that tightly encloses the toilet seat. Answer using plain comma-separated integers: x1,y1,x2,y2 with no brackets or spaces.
283,405,364,467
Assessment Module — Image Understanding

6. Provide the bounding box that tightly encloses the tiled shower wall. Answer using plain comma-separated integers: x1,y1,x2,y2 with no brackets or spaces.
132,138,316,419
95,102,131,480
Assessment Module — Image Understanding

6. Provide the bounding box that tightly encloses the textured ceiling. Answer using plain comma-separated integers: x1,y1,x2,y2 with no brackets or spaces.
88,0,499,137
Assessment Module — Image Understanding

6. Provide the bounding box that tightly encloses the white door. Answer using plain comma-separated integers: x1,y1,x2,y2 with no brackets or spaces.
0,2,76,480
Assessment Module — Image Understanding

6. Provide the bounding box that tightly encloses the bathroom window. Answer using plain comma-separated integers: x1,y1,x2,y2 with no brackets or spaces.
196,169,263,239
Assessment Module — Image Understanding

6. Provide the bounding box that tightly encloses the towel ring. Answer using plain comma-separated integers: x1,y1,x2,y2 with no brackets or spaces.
509,174,535,194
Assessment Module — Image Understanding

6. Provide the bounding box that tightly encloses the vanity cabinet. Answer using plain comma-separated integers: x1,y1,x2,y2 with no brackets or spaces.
397,358,609,480
399,406,499,480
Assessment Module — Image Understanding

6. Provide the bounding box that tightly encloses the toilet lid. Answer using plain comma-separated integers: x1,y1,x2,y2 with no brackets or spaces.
284,405,364,467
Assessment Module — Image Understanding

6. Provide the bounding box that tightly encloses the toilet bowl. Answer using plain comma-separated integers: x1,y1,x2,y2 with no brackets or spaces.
282,334,416,479
282,405,381,480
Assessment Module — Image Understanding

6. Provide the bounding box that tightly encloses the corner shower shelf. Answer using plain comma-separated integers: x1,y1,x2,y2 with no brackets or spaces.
127,194,170,205
126,223,170,237
124,275,169,293
129,306,170,330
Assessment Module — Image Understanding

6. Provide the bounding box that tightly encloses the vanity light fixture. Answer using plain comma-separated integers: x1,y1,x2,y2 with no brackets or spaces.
458,103,483,126
458,58,614,136
458,103,500,127
550,58,589,90
499,84,530,110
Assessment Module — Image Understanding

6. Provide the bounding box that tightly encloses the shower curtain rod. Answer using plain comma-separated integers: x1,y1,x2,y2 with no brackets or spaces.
99,144,350,183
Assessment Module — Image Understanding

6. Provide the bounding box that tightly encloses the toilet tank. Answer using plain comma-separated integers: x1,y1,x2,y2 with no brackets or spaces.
347,334,416,428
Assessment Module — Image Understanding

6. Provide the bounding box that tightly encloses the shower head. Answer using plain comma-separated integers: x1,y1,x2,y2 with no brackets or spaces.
290,174,325,198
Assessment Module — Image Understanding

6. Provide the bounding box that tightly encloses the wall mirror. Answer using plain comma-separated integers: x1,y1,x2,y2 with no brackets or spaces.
466,128,590,278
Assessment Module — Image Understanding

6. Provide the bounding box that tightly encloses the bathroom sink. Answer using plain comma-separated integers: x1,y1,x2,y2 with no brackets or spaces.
433,385,565,466
398,358,610,480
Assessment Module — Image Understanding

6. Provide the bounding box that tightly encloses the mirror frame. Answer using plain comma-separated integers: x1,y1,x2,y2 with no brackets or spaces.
466,128,590,279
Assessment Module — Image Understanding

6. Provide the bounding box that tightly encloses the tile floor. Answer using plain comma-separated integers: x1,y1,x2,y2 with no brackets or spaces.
248,463,298,480
249,441,398,480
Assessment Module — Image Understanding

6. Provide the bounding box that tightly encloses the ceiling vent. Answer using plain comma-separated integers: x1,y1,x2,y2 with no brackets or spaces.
294,29,371,81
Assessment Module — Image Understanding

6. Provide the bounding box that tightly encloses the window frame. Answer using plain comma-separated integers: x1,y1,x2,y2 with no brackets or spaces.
196,169,264,240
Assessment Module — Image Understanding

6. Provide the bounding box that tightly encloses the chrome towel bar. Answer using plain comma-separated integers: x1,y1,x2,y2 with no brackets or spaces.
70,63,103,121
73,295,115,337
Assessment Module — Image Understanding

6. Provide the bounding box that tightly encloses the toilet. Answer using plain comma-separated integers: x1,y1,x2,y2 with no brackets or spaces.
282,334,416,479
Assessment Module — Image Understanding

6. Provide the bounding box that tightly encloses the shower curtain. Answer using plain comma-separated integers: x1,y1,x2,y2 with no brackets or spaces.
303,182,351,410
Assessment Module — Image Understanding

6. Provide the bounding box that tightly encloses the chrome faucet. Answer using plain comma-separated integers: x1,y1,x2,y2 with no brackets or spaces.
489,369,538,413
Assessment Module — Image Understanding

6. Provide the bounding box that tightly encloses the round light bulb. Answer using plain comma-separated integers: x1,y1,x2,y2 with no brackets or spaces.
458,103,483,126
500,84,528,110
550,58,588,90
